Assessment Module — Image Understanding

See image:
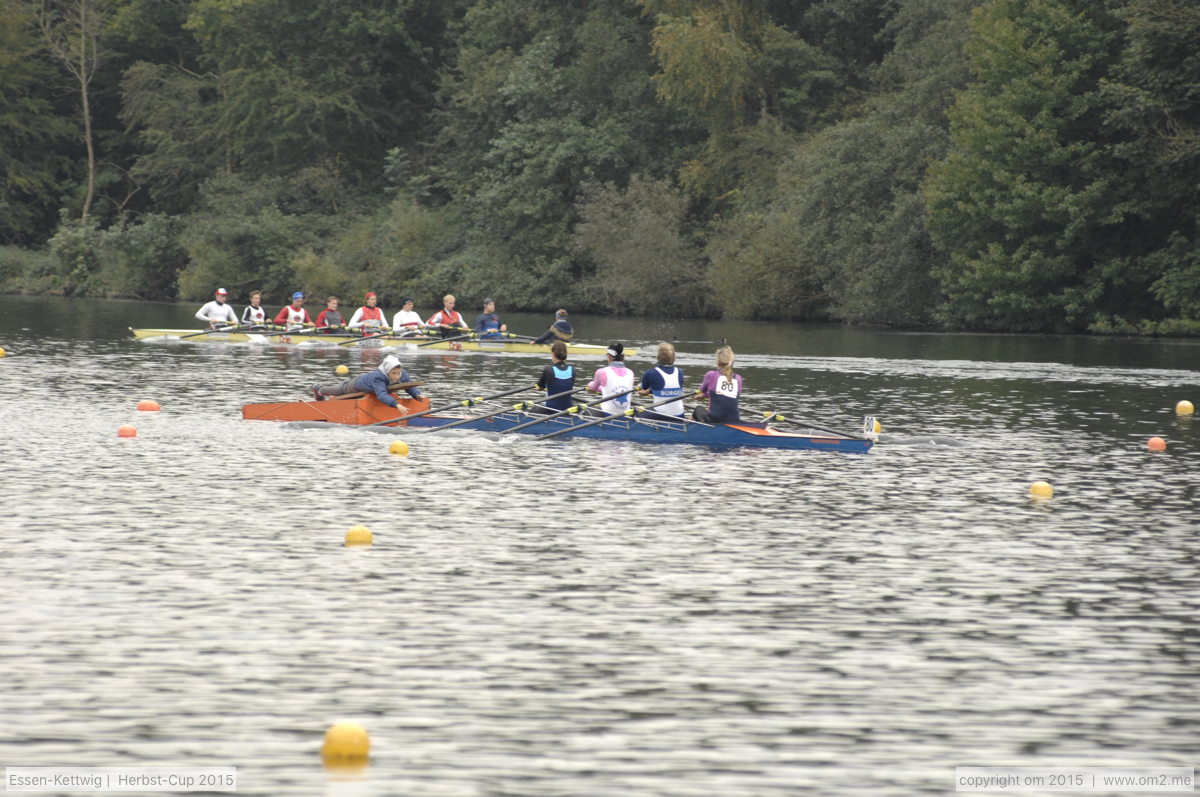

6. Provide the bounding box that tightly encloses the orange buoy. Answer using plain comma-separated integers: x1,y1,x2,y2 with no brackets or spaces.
1147,436,1166,451
117,425,137,438
136,399,161,411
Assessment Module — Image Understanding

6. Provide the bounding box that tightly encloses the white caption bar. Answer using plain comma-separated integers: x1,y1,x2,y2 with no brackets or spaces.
6,767,236,793
957,767,1194,793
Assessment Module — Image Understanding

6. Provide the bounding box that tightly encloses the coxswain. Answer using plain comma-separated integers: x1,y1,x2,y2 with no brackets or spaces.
586,342,634,415
242,290,267,329
474,298,508,339
348,292,388,336
426,294,468,338
532,309,573,345
311,354,422,404
195,288,239,329
315,296,345,334
692,345,741,424
391,297,425,337
273,291,312,332
638,342,686,419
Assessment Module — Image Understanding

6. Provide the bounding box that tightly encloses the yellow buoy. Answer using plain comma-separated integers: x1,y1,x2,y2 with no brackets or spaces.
344,525,373,546
872,419,882,434
136,399,161,412
1176,400,1194,416
388,440,409,457
1147,436,1167,452
1029,481,1053,498
117,425,137,438
0,346,7,357
335,364,349,376
321,721,370,763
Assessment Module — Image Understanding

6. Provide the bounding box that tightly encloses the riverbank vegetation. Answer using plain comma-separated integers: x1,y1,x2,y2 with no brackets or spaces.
1,0,1198,334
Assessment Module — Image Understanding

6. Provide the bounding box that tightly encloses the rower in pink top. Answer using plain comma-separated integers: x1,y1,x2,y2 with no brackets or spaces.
586,342,634,415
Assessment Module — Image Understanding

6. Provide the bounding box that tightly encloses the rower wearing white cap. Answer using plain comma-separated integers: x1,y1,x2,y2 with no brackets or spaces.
311,354,422,405
586,342,634,415
195,288,239,329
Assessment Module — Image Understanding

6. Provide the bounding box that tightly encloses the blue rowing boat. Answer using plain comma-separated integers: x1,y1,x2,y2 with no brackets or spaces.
244,393,873,453
398,410,872,453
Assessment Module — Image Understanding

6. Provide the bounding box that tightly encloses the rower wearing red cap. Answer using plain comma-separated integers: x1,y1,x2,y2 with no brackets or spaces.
195,288,239,329
348,292,388,336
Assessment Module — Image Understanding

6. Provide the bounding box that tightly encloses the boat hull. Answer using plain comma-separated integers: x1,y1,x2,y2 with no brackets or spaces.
242,395,430,424
130,328,628,356
242,397,872,453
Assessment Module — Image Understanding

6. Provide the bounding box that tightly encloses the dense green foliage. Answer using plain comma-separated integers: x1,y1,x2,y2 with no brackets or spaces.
1,0,1198,333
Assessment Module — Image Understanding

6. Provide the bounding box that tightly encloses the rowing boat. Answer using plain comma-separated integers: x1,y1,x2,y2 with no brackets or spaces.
129,328,631,356
242,394,872,453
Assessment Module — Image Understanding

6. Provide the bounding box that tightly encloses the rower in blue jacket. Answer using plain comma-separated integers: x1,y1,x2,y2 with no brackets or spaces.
311,354,421,406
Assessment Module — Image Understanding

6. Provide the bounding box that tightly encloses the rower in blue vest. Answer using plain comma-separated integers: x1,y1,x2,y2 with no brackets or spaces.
638,341,686,419
530,341,574,413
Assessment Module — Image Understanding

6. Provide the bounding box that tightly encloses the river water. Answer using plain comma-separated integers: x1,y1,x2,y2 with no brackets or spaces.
0,296,1197,796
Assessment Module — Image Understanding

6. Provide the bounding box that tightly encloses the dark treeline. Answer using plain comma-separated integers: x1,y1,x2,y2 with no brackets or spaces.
1,0,1198,334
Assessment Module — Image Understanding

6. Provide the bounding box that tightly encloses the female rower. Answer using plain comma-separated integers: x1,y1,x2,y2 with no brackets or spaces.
692,345,741,424
348,292,388,336
242,290,267,329
586,342,634,416
532,341,574,414
638,341,685,419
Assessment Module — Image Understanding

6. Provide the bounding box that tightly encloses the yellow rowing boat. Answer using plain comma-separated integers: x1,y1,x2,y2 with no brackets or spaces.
129,328,633,357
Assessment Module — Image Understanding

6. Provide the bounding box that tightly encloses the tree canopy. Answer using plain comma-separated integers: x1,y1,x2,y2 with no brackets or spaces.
1,0,1198,334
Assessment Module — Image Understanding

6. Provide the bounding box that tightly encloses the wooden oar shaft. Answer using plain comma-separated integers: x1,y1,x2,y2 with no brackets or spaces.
360,385,535,428
500,387,638,435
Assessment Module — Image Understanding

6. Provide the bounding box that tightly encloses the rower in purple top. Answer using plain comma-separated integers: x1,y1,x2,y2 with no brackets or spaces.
692,345,741,424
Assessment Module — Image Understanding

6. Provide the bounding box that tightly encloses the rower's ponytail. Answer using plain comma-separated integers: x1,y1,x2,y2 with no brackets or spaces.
715,345,735,381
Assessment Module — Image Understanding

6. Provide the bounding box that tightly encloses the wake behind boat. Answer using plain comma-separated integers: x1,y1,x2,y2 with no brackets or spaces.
242,391,873,453
130,327,632,357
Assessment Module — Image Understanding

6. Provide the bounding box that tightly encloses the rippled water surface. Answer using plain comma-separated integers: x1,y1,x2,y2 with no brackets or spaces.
1,297,1198,796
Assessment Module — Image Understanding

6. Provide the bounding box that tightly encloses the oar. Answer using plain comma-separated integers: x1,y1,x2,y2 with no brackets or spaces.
502,332,540,342
179,323,243,339
498,387,639,435
337,328,392,346
421,387,588,433
537,392,689,440
359,385,536,428
417,333,472,347
752,408,865,440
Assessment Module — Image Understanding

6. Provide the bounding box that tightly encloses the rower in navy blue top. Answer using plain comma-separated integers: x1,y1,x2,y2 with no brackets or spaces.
534,341,575,412
638,341,686,419
474,298,507,339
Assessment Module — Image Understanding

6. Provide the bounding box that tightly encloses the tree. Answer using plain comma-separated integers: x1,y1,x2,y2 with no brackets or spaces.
38,0,111,223
0,0,72,243
924,0,1128,331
